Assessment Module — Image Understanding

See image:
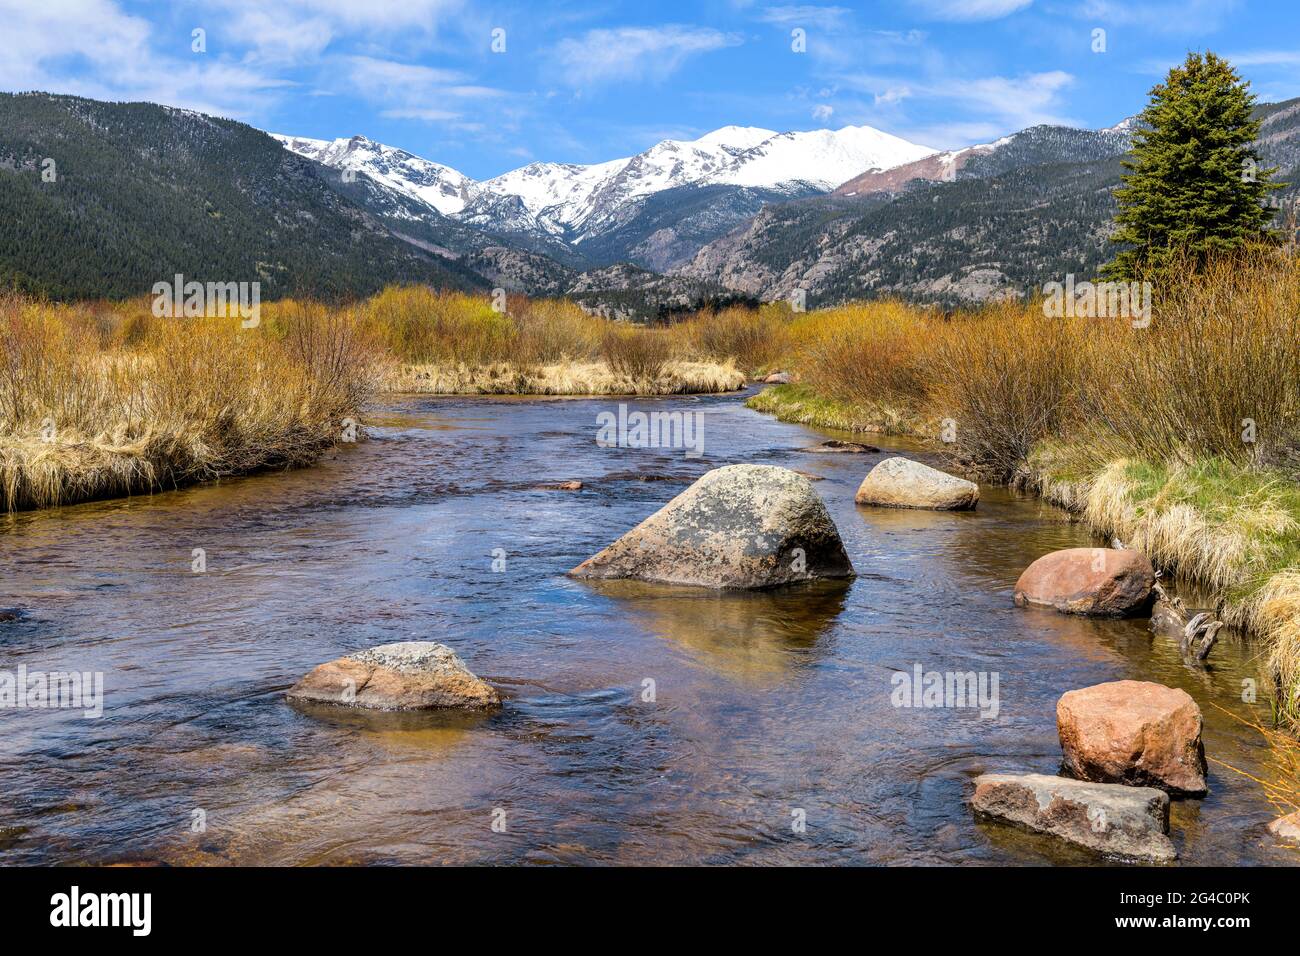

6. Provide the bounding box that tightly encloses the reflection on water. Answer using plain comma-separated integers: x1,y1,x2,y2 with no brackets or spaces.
0,389,1295,866
578,579,849,684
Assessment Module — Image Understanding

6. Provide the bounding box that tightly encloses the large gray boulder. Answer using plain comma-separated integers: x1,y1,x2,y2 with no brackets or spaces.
287,641,500,711
972,772,1176,862
854,457,979,510
569,464,854,589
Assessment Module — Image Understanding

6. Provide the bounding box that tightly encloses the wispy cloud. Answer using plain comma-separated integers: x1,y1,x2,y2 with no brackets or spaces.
549,25,743,88
909,0,1033,21
758,5,852,29
1068,0,1240,35
344,56,505,124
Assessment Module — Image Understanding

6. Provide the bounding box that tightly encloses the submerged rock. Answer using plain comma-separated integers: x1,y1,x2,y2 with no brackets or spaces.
1014,547,1155,617
287,641,500,711
972,772,1176,862
1057,680,1207,796
854,456,978,510
802,439,881,454
569,464,854,589
536,480,583,491
0,607,24,622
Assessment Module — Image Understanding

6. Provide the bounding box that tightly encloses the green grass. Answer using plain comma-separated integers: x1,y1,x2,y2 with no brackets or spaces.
745,384,928,436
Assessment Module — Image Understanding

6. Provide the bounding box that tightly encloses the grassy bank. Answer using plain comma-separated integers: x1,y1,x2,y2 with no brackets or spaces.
0,294,373,512
0,286,755,511
747,251,1300,726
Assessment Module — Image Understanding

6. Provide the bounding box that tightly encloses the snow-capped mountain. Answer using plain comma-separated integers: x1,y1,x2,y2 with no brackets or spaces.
705,126,937,190
475,125,778,238
270,133,478,215
272,123,936,243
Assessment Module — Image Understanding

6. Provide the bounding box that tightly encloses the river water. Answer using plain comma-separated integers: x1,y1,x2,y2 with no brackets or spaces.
0,389,1295,866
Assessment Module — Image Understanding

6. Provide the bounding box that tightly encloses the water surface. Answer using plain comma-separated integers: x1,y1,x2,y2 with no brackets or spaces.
0,390,1294,865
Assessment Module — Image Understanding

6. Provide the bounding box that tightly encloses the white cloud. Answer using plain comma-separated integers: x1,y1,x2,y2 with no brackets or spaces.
343,55,504,124
758,5,852,29
0,0,289,117
550,25,742,88
909,0,1032,21
812,103,834,121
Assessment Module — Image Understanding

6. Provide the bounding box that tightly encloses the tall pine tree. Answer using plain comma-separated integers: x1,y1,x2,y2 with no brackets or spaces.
1104,51,1281,281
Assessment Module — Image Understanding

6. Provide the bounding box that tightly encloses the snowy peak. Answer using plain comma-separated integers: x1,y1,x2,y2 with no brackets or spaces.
706,125,938,190
271,132,477,215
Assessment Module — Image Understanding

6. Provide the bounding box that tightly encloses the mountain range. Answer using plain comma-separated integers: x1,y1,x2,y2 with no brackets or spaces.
2,91,1297,314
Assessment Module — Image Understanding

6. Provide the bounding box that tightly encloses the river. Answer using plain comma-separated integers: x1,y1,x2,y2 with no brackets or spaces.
0,388,1294,865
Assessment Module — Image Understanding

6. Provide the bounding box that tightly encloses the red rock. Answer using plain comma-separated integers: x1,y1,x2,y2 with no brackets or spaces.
1014,547,1154,617
1057,680,1207,796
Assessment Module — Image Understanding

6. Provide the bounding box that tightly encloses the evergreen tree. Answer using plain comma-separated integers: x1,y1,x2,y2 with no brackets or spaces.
1104,51,1282,281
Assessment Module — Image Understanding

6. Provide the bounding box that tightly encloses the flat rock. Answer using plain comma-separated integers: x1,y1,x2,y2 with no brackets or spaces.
854,456,978,510
569,463,854,589
1057,680,1207,796
972,772,1176,862
801,439,881,454
1015,547,1155,617
287,641,500,711
1268,810,1300,842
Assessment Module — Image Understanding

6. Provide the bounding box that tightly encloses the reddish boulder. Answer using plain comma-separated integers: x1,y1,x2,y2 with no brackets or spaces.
1057,680,1207,796
1014,547,1154,617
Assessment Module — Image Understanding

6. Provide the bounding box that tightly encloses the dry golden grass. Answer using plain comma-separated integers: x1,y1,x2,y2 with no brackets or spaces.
381,358,744,396
0,294,374,511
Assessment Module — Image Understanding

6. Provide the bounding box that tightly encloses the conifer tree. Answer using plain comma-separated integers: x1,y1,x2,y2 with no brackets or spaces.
1104,51,1282,281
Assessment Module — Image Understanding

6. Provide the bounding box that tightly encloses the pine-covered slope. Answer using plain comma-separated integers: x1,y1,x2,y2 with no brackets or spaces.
0,93,488,300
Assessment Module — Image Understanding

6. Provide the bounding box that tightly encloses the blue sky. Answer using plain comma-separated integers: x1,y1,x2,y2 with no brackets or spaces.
2,0,1298,179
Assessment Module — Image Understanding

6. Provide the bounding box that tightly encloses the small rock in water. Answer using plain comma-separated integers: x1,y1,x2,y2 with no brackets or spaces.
801,439,881,454
1015,547,1154,617
793,470,826,481
569,463,854,589
0,608,23,622
854,456,978,510
287,641,500,711
536,480,582,491
1268,810,1300,843
972,772,1176,862
1057,680,1207,796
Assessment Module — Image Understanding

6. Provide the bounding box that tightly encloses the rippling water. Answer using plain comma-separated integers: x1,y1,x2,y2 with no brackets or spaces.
0,389,1294,865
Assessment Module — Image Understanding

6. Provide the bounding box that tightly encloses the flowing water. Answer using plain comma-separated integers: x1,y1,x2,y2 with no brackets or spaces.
0,389,1295,866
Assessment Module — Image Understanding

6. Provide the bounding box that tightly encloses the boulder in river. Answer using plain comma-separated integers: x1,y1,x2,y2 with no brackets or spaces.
1057,680,1207,796
972,772,1176,862
287,641,500,711
854,456,978,510
1014,547,1155,616
569,463,854,589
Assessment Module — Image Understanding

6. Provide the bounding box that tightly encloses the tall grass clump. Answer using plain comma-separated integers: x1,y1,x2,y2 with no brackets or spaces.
922,305,1087,479
0,294,375,511
1076,251,1300,473
669,303,792,375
